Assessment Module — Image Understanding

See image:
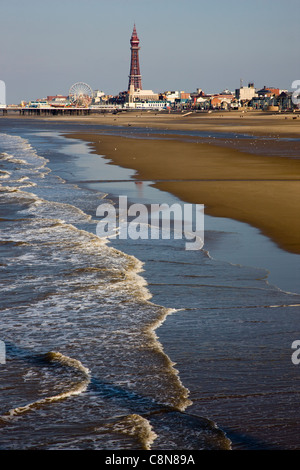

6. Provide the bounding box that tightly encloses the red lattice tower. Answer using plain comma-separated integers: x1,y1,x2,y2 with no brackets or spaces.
128,24,142,91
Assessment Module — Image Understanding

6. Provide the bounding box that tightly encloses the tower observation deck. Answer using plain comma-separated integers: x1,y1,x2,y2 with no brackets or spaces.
128,24,142,91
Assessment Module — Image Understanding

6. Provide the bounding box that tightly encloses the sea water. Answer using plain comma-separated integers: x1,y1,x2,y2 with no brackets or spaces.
0,118,299,450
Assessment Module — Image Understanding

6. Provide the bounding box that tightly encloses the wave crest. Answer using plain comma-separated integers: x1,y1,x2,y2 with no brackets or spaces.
0,352,90,422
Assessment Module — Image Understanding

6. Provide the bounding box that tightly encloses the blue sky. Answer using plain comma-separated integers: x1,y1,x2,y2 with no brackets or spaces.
1,0,299,103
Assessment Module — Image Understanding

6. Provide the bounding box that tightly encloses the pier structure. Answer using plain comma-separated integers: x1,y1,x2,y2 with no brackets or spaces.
1,106,121,116
17,107,91,116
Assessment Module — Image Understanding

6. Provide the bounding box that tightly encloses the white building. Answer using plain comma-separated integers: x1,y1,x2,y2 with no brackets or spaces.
28,101,51,109
0,80,6,108
128,85,159,102
125,85,162,108
124,100,169,110
92,90,106,103
235,83,257,101
164,91,180,102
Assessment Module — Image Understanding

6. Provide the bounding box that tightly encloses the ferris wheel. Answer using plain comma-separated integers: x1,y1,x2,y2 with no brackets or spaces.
68,82,93,107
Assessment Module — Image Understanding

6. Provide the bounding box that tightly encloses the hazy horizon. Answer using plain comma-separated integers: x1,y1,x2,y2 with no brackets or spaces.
1,0,299,104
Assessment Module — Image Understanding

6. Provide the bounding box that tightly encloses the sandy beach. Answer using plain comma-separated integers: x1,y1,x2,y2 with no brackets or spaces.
3,111,300,253
50,111,300,255
11,108,300,136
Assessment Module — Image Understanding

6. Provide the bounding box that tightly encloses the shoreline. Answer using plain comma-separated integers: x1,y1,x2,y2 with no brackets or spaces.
61,130,300,255
2,114,300,253
56,126,300,450
2,110,300,138
1,114,300,450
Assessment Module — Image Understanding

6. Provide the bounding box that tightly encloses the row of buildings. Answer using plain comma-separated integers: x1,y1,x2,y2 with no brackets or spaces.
15,81,296,113
104,83,295,112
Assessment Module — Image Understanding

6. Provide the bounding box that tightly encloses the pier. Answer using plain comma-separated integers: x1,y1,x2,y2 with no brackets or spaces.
1,106,122,116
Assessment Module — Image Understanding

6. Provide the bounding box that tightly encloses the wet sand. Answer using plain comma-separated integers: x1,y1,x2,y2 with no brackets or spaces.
8,109,300,137
3,112,300,253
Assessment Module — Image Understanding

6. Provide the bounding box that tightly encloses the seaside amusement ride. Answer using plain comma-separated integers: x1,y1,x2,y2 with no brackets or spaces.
68,82,93,108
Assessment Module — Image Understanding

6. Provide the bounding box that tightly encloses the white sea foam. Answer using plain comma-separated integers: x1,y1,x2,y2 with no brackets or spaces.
0,131,193,417
102,414,158,450
0,130,236,450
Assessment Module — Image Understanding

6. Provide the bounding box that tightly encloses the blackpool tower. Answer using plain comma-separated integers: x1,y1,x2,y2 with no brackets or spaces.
128,24,142,91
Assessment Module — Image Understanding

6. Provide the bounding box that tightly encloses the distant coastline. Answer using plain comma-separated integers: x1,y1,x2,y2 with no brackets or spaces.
53,111,300,255
2,107,300,137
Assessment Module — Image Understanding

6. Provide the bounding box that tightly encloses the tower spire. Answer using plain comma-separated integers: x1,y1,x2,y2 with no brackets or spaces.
128,24,142,91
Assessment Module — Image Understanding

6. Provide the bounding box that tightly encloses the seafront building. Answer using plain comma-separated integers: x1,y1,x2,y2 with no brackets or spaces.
128,25,142,92
123,26,169,110
235,82,256,102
